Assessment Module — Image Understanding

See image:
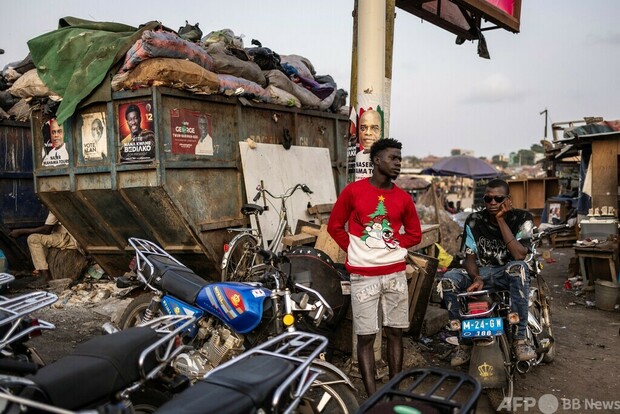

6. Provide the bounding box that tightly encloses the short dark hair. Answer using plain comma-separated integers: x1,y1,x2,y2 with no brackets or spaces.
485,178,510,195
370,138,402,163
125,104,141,120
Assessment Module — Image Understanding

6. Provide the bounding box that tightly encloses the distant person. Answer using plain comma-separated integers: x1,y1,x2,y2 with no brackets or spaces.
9,210,79,287
120,104,155,162
42,119,69,167
328,138,422,396
195,114,214,156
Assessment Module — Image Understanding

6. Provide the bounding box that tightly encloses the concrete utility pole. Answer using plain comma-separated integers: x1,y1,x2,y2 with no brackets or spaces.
349,0,397,379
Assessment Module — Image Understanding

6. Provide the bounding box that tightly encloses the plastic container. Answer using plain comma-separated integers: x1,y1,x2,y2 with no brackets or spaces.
594,280,620,311
579,217,619,239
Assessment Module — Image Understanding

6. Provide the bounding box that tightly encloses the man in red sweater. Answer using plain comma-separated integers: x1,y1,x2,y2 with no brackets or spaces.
328,138,422,396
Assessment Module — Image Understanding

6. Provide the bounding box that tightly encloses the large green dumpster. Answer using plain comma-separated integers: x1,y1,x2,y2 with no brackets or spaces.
31,87,348,278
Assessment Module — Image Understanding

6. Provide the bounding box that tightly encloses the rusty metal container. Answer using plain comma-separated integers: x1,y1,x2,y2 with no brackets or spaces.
0,120,48,271
31,87,348,278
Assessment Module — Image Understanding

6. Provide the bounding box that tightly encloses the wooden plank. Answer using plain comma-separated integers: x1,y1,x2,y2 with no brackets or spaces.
307,203,334,215
591,140,618,209
314,224,345,263
526,178,546,209
508,179,526,209
300,225,321,236
406,252,439,339
282,233,316,247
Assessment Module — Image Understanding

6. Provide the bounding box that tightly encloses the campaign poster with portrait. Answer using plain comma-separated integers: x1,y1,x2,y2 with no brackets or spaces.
170,108,214,156
354,106,384,181
41,118,69,168
118,101,155,163
81,112,107,161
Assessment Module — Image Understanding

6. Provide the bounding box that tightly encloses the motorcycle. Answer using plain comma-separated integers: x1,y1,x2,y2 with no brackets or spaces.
0,314,195,414
116,237,359,413
449,225,565,410
155,330,334,414
155,330,481,414
0,274,58,372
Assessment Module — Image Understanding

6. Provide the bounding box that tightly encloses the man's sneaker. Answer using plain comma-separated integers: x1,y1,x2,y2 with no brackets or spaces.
450,345,472,367
513,339,536,361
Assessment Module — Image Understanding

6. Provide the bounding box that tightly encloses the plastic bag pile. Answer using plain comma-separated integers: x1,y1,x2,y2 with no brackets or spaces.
1,23,348,123
112,26,347,113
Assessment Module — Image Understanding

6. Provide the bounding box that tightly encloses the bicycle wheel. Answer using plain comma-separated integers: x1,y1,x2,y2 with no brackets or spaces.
222,234,260,282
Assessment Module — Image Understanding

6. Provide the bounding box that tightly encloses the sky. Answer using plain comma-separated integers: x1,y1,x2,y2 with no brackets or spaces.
1,1,619,159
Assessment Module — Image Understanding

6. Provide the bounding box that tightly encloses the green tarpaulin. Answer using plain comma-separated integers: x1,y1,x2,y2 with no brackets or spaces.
28,17,158,124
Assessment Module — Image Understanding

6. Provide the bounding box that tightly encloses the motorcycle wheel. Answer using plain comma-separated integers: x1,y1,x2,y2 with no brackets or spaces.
118,293,163,329
303,371,359,414
486,335,514,411
530,289,556,364
221,234,261,282
130,386,170,414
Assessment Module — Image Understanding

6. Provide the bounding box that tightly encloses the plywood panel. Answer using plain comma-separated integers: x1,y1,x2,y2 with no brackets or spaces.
239,142,337,247
591,141,618,209
508,180,526,209
527,179,546,209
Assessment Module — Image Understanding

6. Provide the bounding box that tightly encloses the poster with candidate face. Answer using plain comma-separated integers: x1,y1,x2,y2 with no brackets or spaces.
81,112,107,161
170,108,214,156
118,101,155,163
41,118,69,168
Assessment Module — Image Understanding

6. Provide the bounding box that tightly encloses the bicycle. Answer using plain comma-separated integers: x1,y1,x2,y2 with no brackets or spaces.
221,181,313,281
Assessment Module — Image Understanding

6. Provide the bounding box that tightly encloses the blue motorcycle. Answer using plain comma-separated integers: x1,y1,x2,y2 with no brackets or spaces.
116,237,358,413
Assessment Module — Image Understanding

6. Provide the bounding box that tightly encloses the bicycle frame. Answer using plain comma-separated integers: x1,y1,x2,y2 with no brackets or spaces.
222,183,313,280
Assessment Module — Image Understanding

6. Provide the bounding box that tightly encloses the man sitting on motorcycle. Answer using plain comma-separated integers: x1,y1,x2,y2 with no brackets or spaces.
440,178,536,366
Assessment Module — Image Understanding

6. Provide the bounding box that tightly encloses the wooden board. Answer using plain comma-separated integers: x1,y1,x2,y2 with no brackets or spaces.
406,252,439,338
508,179,526,209
239,142,337,247
526,178,546,209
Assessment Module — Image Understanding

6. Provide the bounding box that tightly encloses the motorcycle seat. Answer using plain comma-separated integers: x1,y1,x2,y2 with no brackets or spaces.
23,326,159,410
150,255,208,304
155,354,295,414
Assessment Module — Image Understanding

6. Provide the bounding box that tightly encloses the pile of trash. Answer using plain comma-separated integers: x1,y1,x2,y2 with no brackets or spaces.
0,54,46,121
2,19,348,124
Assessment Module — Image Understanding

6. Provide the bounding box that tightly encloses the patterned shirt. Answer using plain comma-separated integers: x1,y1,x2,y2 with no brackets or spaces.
462,208,534,266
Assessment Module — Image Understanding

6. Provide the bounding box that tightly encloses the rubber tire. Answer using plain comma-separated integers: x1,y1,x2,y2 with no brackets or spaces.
130,386,171,414
222,234,260,282
304,371,359,414
530,289,556,363
118,293,162,329
486,335,514,412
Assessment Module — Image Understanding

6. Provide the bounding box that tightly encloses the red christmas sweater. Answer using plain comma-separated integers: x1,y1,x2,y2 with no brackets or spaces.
327,178,422,276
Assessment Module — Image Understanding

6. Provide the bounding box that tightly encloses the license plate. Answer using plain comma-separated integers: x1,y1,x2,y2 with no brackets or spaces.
461,317,503,338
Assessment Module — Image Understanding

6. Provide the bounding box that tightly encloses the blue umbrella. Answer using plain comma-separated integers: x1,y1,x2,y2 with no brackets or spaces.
421,155,499,179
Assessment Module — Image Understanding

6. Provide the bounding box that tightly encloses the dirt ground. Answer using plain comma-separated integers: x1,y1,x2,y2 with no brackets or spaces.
9,245,620,413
